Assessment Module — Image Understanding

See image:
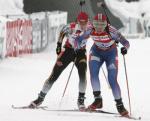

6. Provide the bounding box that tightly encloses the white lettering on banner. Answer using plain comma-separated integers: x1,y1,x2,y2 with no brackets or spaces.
6,19,32,57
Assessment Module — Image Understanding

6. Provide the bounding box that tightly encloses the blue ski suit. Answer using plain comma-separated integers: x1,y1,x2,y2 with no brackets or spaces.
89,25,130,99
62,23,130,100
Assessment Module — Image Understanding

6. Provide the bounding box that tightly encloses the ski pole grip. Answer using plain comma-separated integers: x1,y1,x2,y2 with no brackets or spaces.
80,0,85,6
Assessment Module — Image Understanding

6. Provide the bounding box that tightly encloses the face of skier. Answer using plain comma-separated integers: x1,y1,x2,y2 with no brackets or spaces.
77,12,88,31
93,13,107,33
78,20,88,30
93,20,107,32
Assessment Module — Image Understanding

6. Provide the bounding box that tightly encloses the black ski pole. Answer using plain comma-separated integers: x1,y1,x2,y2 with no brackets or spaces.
97,1,111,24
80,0,85,12
62,57,76,98
59,57,76,108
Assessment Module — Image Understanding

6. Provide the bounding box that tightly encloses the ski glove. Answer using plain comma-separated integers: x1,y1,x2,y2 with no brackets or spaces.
56,42,62,55
121,47,127,55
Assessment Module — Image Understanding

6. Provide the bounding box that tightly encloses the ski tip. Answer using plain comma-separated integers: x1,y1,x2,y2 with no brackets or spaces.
117,114,142,120
129,115,142,120
128,115,142,120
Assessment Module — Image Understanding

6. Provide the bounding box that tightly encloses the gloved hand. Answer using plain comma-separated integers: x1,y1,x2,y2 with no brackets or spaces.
121,47,127,55
56,42,62,55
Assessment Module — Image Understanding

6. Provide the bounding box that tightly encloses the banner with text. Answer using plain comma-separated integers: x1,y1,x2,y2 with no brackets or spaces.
6,19,32,57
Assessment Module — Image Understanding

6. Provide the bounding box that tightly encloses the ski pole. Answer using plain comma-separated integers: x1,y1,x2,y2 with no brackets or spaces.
80,0,85,12
62,58,76,97
59,57,76,108
97,2,111,24
99,2,111,24
123,55,132,116
97,2,116,44
102,67,111,89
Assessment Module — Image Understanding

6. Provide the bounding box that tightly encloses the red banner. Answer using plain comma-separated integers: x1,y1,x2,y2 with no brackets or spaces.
6,19,32,57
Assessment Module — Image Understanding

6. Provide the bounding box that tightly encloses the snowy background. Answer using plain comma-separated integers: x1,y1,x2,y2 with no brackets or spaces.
0,0,150,121
0,0,24,15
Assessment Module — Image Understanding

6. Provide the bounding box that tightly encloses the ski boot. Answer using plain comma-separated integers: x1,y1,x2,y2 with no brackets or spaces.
88,91,103,110
29,91,46,108
77,92,86,111
115,98,128,116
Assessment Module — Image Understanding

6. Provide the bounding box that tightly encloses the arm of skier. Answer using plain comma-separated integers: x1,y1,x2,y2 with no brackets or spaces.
75,28,93,42
109,25,130,55
56,25,71,55
117,33,130,55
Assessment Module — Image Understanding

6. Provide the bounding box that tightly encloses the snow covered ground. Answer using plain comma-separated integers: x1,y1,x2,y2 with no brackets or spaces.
0,38,150,121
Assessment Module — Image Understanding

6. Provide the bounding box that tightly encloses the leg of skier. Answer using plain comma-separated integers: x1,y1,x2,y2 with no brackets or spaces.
75,50,87,110
88,47,104,110
105,47,128,116
29,48,75,108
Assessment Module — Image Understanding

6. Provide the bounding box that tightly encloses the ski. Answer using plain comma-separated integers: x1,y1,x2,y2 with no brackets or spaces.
42,108,117,115
86,108,141,120
85,109,118,114
116,115,141,120
12,105,141,120
42,108,141,120
11,105,47,109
